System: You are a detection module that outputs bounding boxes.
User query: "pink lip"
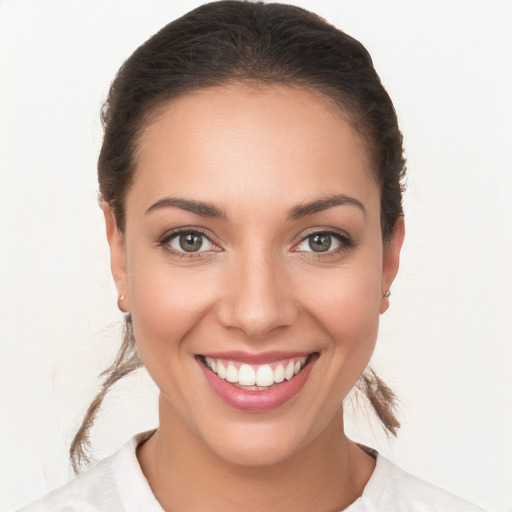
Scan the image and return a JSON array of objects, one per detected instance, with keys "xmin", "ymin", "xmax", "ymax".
[{"xmin": 198, "ymin": 353, "xmax": 318, "ymax": 412}]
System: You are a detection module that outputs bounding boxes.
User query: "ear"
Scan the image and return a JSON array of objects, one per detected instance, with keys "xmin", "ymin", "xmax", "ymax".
[
  {"xmin": 380, "ymin": 216, "xmax": 405, "ymax": 314},
  {"xmin": 103, "ymin": 206, "xmax": 130, "ymax": 312}
]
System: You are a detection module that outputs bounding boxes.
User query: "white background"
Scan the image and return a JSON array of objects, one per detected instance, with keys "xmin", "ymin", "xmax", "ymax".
[{"xmin": 0, "ymin": 1, "xmax": 511, "ymax": 510}]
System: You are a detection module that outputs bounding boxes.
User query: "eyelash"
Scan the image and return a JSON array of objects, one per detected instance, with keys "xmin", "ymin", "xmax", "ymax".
[
  {"xmin": 293, "ymin": 229, "xmax": 355, "ymax": 257},
  {"xmin": 156, "ymin": 228, "xmax": 355, "ymax": 259},
  {"xmin": 156, "ymin": 228, "xmax": 220, "ymax": 258}
]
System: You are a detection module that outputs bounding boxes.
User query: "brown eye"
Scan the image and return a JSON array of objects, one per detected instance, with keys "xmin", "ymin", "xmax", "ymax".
[
  {"xmin": 180, "ymin": 233, "xmax": 203, "ymax": 252},
  {"xmin": 169, "ymin": 231, "xmax": 214, "ymax": 253},
  {"xmin": 308, "ymin": 233, "xmax": 331, "ymax": 252},
  {"xmin": 295, "ymin": 231, "xmax": 349, "ymax": 254}
]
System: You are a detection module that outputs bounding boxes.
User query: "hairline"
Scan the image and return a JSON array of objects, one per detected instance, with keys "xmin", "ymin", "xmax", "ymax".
[{"xmin": 131, "ymin": 80, "xmax": 381, "ymax": 183}]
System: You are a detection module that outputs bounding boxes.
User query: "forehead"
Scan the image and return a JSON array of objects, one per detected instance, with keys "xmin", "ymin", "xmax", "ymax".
[{"xmin": 129, "ymin": 84, "xmax": 378, "ymax": 215}]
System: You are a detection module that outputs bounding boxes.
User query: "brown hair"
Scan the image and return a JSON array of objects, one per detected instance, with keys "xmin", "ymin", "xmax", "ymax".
[{"xmin": 71, "ymin": 0, "xmax": 405, "ymax": 472}]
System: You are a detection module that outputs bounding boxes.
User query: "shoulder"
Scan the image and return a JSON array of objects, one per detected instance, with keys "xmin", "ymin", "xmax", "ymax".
[
  {"xmin": 17, "ymin": 431, "xmax": 162, "ymax": 512},
  {"xmin": 17, "ymin": 454, "xmax": 120, "ymax": 512},
  {"xmin": 351, "ymin": 454, "xmax": 487, "ymax": 512}
]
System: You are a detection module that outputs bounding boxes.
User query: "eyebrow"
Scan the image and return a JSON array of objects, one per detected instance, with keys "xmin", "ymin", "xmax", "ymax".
[
  {"xmin": 145, "ymin": 193, "xmax": 365, "ymax": 220},
  {"xmin": 145, "ymin": 197, "xmax": 227, "ymax": 218},
  {"xmin": 287, "ymin": 194, "xmax": 366, "ymax": 220}
]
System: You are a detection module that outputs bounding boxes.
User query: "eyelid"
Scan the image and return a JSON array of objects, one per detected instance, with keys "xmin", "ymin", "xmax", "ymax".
[
  {"xmin": 291, "ymin": 228, "xmax": 354, "ymax": 254},
  {"xmin": 155, "ymin": 226, "xmax": 353, "ymax": 257},
  {"xmin": 156, "ymin": 226, "xmax": 222, "ymax": 255}
]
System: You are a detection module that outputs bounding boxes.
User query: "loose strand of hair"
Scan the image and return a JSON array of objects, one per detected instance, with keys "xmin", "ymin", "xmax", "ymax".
[
  {"xmin": 358, "ymin": 367, "xmax": 400, "ymax": 436},
  {"xmin": 69, "ymin": 316, "xmax": 142, "ymax": 473}
]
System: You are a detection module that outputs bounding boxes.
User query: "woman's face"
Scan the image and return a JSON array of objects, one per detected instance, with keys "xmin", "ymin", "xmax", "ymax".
[{"xmin": 106, "ymin": 84, "xmax": 403, "ymax": 466}]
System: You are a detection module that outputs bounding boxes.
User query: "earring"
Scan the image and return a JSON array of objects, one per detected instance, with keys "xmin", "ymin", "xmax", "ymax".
[
  {"xmin": 383, "ymin": 290, "xmax": 391, "ymax": 298},
  {"xmin": 118, "ymin": 294, "xmax": 127, "ymax": 312}
]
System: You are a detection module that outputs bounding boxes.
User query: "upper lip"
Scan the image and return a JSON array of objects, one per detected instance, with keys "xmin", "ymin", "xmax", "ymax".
[{"xmin": 198, "ymin": 350, "xmax": 313, "ymax": 364}]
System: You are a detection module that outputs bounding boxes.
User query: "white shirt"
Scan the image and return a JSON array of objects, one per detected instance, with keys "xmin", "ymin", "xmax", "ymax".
[{"xmin": 19, "ymin": 431, "xmax": 486, "ymax": 512}]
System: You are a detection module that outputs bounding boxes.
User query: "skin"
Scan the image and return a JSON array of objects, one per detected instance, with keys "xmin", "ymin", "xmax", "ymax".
[{"xmin": 105, "ymin": 84, "xmax": 404, "ymax": 511}]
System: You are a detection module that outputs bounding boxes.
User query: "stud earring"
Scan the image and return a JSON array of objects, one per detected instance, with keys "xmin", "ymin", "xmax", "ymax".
[
  {"xmin": 383, "ymin": 290, "xmax": 391, "ymax": 298},
  {"xmin": 118, "ymin": 294, "xmax": 127, "ymax": 312}
]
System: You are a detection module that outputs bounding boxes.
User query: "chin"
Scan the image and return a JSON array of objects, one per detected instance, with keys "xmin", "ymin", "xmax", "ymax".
[
  {"xmin": 194, "ymin": 409, "xmax": 332, "ymax": 469},
  {"xmin": 206, "ymin": 429, "xmax": 305, "ymax": 468}
]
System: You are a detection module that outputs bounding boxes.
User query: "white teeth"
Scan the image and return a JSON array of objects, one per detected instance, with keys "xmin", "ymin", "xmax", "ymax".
[
  {"xmin": 256, "ymin": 365, "xmax": 274, "ymax": 387},
  {"xmin": 204, "ymin": 356, "xmax": 308, "ymax": 388},
  {"xmin": 225, "ymin": 364, "xmax": 238, "ymax": 383},
  {"xmin": 285, "ymin": 361, "xmax": 295, "ymax": 380},
  {"xmin": 274, "ymin": 364, "xmax": 285, "ymax": 383},
  {"xmin": 238, "ymin": 364, "xmax": 256, "ymax": 385},
  {"xmin": 217, "ymin": 361, "xmax": 227, "ymax": 379}
]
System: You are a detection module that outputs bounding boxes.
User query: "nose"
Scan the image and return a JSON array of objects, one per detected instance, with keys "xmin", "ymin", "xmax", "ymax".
[{"xmin": 216, "ymin": 249, "xmax": 299, "ymax": 339}]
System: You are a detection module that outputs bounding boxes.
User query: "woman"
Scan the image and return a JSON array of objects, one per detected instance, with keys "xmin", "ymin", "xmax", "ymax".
[{"xmin": 14, "ymin": 1, "xmax": 490, "ymax": 510}]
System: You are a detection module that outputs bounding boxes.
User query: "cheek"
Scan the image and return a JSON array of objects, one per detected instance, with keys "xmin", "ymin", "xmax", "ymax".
[
  {"xmin": 126, "ymin": 261, "xmax": 222, "ymax": 420},
  {"xmin": 317, "ymin": 281, "xmax": 380, "ymax": 362},
  {"xmin": 305, "ymin": 250, "xmax": 382, "ymax": 332},
  {"xmin": 299, "ymin": 253, "xmax": 383, "ymax": 382},
  {"xmin": 126, "ymin": 250, "xmax": 219, "ymax": 361}
]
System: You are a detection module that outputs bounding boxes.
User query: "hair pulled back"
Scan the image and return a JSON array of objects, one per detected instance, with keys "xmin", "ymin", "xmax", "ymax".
[{"xmin": 71, "ymin": 0, "xmax": 406, "ymax": 471}]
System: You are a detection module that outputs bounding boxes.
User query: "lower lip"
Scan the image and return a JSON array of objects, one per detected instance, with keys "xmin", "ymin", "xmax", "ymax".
[{"xmin": 198, "ymin": 356, "xmax": 316, "ymax": 412}]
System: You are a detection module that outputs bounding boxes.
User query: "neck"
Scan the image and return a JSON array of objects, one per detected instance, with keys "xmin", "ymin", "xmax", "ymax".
[{"xmin": 137, "ymin": 395, "xmax": 375, "ymax": 512}]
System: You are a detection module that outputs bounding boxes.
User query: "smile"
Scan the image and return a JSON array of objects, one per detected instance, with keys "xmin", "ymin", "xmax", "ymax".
[
  {"xmin": 203, "ymin": 356, "xmax": 308, "ymax": 389},
  {"xmin": 198, "ymin": 352, "xmax": 318, "ymax": 412}
]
